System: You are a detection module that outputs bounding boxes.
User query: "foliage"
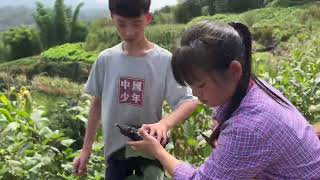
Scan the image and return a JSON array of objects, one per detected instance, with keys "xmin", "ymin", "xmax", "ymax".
[
  {"xmin": 0, "ymin": 55, "xmax": 92, "ymax": 83},
  {"xmin": 0, "ymin": 87, "xmax": 69, "ymax": 179},
  {"xmin": 2, "ymin": 26, "xmax": 42, "ymax": 60},
  {"xmin": 84, "ymin": 25, "xmax": 120, "ymax": 52},
  {"xmin": 33, "ymin": 0, "xmax": 88, "ymax": 49},
  {"xmin": 267, "ymin": 0, "xmax": 317, "ymax": 7},
  {"xmin": 253, "ymin": 31, "xmax": 320, "ymax": 123},
  {"xmin": 189, "ymin": 4, "xmax": 318, "ymax": 47},
  {"xmin": 0, "ymin": 33, "xmax": 11, "ymax": 61},
  {"xmin": 0, "ymin": 87, "xmax": 105, "ymax": 179},
  {"xmin": 31, "ymin": 75, "xmax": 83, "ymax": 97},
  {"xmin": 85, "ymin": 23, "xmax": 185, "ymax": 52},
  {"xmin": 167, "ymin": 104, "xmax": 213, "ymax": 165},
  {"xmin": 152, "ymin": 6, "xmax": 176, "ymax": 25},
  {"xmin": 0, "ymin": 56, "xmax": 41, "ymax": 78},
  {"xmin": 146, "ymin": 25, "xmax": 185, "ymax": 51},
  {"xmin": 174, "ymin": 0, "xmax": 202, "ymax": 23},
  {"xmin": 215, "ymin": 0, "xmax": 264, "ymax": 13},
  {"xmin": 41, "ymin": 43, "xmax": 97, "ymax": 63},
  {"xmin": 54, "ymin": 0, "xmax": 70, "ymax": 44}
]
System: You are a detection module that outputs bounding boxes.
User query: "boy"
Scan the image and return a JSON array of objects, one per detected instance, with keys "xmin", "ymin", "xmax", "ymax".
[{"xmin": 73, "ymin": 0, "xmax": 197, "ymax": 179}]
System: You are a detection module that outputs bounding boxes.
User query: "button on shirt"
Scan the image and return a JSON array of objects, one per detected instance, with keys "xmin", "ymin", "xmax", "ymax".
[{"xmin": 174, "ymin": 83, "xmax": 320, "ymax": 179}]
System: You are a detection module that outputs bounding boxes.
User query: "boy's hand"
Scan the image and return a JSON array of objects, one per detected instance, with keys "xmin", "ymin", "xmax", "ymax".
[
  {"xmin": 140, "ymin": 122, "xmax": 169, "ymax": 145},
  {"xmin": 72, "ymin": 150, "xmax": 91, "ymax": 176}
]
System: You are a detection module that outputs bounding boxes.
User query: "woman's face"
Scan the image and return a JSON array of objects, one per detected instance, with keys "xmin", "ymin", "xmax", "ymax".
[{"xmin": 189, "ymin": 62, "xmax": 241, "ymax": 107}]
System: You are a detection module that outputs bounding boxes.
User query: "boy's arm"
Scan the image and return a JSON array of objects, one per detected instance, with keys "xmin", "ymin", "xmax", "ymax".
[
  {"xmin": 161, "ymin": 100, "xmax": 198, "ymax": 129},
  {"xmin": 82, "ymin": 96, "xmax": 102, "ymax": 153},
  {"xmin": 73, "ymin": 96, "xmax": 101, "ymax": 176},
  {"xmin": 141, "ymin": 100, "xmax": 198, "ymax": 145}
]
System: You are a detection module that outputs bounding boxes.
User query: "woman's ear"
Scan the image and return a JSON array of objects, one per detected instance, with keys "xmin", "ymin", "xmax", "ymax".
[{"xmin": 229, "ymin": 60, "xmax": 242, "ymax": 82}]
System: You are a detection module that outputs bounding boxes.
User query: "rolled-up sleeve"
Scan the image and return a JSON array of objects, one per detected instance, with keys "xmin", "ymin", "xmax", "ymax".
[{"xmin": 174, "ymin": 123, "xmax": 274, "ymax": 180}]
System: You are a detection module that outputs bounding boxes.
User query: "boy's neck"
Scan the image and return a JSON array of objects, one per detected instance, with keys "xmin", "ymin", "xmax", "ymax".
[{"xmin": 122, "ymin": 37, "xmax": 154, "ymax": 57}]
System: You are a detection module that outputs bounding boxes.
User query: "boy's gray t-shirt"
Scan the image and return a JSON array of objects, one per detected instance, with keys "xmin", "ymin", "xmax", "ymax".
[{"xmin": 84, "ymin": 43, "xmax": 194, "ymax": 158}]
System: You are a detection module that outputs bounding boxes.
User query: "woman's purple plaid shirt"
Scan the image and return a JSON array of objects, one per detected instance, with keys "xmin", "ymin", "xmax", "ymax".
[{"xmin": 174, "ymin": 82, "xmax": 320, "ymax": 179}]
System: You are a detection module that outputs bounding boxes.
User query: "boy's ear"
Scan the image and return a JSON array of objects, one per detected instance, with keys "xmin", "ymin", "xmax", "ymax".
[
  {"xmin": 229, "ymin": 60, "xmax": 242, "ymax": 82},
  {"xmin": 145, "ymin": 13, "xmax": 153, "ymax": 24},
  {"xmin": 110, "ymin": 14, "xmax": 114, "ymax": 22}
]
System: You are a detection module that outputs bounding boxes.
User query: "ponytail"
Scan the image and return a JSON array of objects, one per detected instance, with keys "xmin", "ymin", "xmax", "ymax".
[{"xmin": 206, "ymin": 22, "xmax": 290, "ymax": 147}]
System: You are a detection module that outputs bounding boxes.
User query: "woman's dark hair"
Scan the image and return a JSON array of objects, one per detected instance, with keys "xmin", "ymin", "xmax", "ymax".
[
  {"xmin": 109, "ymin": 0, "xmax": 151, "ymax": 17},
  {"xmin": 171, "ymin": 21, "xmax": 290, "ymax": 147}
]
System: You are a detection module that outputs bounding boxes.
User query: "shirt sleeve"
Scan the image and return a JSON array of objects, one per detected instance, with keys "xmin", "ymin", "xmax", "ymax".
[
  {"xmin": 84, "ymin": 53, "xmax": 107, "ymax": 97},
  {"xmin": 164, "ymin": 59, "xmax": 196, "ymax": 110},
  {"xmin": 174, "ymin": 123, "xmax": 275, "ymax": 180}
]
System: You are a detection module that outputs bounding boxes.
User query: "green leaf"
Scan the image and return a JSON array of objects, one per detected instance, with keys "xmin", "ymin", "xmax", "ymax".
[
  {"xmin": 0, "ymin": 94, "xmax": 11, "ymax": 108},
  {"xmin": 6, "ymin": 122, "xmax": 20, "ymax": 131},
  {"xmin": 187, "ymin": 138, "xmax": 198, "ymax": 147},
  {"xmin": 61, "ymin": 139, "xmax": 75, "ymax": 147},
  {"xmin": 0, "ymin": 108, "xmax": 13, "ymax": 122},
  {"xmin": 39, "ymin": 126, "xmax": 53, "ymax": 137}
]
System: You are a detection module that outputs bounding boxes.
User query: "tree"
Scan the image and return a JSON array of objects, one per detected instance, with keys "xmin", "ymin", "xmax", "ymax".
[
  {"xmin": 54, "ymin": 0, "xmax": 70, "ymax": 44},
  {"xmin": 215, "ymin": 0, "xmax": 264, "ymax": 13},
  {"xmin": 33, "ymin": 0, "xmax": 87, "ymax": 48},
  {"xmin": 33, "ymin": 1, "xmax": 56, "ymax": 49},
  {"xmin": 2, "ymin": 27, "xmax": 41, "ymax": 60},
  {"xmin": 174, "ymin": 0, "xmax": 202, "ymax": 23},
  {"xmin": 70, "ymin": 2, "xmax": 88, "ymax": 42}
]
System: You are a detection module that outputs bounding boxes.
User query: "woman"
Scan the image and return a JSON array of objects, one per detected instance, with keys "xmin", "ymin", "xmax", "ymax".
[{"xmin": 128, "ymin": 21, "xmax": 320, "ymax": 179}]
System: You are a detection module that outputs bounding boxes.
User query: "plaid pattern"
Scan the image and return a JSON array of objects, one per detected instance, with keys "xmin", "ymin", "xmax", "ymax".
[{"xmin": 174, "ymin": 83, "xmax": 320, "ymax": 179}]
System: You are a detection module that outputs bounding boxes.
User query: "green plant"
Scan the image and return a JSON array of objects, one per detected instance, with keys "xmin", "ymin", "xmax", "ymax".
[
  {"xmin": 31, "ymin": 75, "xmax": 83, "ymax": 97},
  {"xmin": 165, "ymin": 103, "xmax": 213, "ymax": 166},
  {"xmin": 33, "ymin": 0, "xmax": 88, "ymax": 49},
  {"xmin": 0, "ymin": 87, "xmax": 105, "ymax": 179},
  {"xmin": 41, "ymin": 43, "xmax": 98, "ymax": 63},
  {"xmin": 2, "ymin": 26, "xmax": 42, "ymax": 60},
  {"xmin": 253, "ymin": 31, "xmax": 320, "ymax": 123}
]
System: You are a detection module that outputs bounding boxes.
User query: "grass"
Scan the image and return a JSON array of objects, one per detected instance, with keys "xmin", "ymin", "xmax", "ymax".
[
  {"xmin": 31, "ymin": 91, "xmax": 66, "ymax": 114},
  {"xmin": 31, "ymin": 75, "xmax": 84, "ymax": 97},
  {"xmin": 0, "ymin": 56, "xmax": 41, "ymax": 73}
]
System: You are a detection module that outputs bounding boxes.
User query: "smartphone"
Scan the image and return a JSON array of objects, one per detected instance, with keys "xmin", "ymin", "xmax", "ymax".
[{"xmin": 115, "ymin": 123, "xmax": 143, "ymax": 141}]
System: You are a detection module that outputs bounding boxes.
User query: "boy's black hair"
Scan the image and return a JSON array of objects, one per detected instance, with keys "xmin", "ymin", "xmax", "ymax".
[{"xmin": 109, "ymin": 0, "xmax": 151, "ymax": 17}]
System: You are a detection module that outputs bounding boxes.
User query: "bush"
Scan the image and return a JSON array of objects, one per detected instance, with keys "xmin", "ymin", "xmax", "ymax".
[
  {"xmin": 41, "ymin": 43, "xmax": 98, "ymax": 63},
  {"xmin": 0, "ymin": 87, "xmax": 105, "ymax": 179},
  {"xmin": 85, "ymin": 26, "xmax": 121, "ymax": 52},
  {"xmin": 215, "ymin": 0, "xmax": 264, "ymax": 13},
  {"xmin": 189, "ymin": 5, "xmax": 313, "ymax": 47},
  {"xmin": 85, "ymin": 24, "xmax": 185, "ymax": 52},
  {"xmin": 253, "ymin": 31, "xmax": 320, "ymax": 123},
  {"xmin": 0, "ymin": 39, "xmax": 11, "ymax": 62},
  {"xmin": 167, "ymin": 104, "xmax": 213, "ymax": 165},
  {"xmin": 2, "ymin": 27, "xmax": 42, "ymax": 60},
  {"xmin": 146, "ymin": 25, "xmax": 185, "ymax": 51},
  {"xmin": 268, "ymin": 0, "xmax": 317, "ymax": 7}
]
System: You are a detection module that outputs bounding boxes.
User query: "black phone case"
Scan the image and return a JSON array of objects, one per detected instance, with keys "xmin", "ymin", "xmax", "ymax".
[{"xmin": 115, "ymin": 123, "xmax": 143, "ymax": 141}]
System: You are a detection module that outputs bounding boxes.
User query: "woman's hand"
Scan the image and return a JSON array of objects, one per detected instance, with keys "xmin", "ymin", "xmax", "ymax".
[
  {"xmin": 127, "ymin": 129, "xmax": 165, "ymax": 158},
  {"xmin": 140, "ymin": 122, "xmax": 169, "ymax": 145}
]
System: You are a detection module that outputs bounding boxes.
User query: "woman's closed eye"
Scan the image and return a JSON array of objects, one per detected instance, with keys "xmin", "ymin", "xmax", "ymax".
[{"xmin": 197, "ymin": 82, "xmax": 206, "ymax": 89}]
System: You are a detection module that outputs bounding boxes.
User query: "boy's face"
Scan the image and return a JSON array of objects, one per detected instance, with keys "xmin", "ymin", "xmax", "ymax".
[{"xmin": 111, "ymin": 14, "xmax": 152, "ymax": 43}]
